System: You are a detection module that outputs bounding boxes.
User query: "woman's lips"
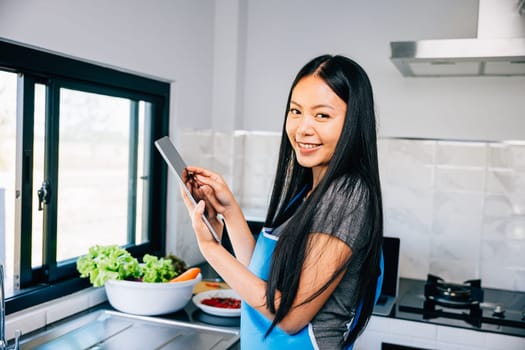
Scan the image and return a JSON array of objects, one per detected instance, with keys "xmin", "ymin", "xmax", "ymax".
[{"xmin": 297, "ymin": 142, "xmax": 321, "ymax": 154}]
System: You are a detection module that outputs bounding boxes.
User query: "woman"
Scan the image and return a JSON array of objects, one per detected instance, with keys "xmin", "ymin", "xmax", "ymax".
[{"xmin": 181, "ymin": 54, "xmax": 383, "ymax": 349}]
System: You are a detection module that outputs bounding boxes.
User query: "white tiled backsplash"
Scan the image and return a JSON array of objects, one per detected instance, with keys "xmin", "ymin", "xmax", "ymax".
[
  {"xmin": 380, "ymin": 139, "xmax": 525, "ymax": 291},
  {"xmin": 5, "ymin": 287, "xmax": 107, "ymax": 342},
  {"xmin": 175, "ymin": 130, "xmax": 525, "ymax": 292}
]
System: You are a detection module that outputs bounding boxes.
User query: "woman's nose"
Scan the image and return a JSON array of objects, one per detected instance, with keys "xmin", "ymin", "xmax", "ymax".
[{"xmin": 296, "ymin": 115, "xmax": 314, "ymax": 135}]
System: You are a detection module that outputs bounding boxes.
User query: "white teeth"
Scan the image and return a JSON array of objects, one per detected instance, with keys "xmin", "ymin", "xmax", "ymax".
[{"xmin": 298, "ymin": 142, "xmax": 320, "ymax": 149}]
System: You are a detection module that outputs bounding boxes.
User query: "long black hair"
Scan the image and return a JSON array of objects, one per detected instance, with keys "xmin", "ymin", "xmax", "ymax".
[{"xmin": 263, "ymin": 55, "xmax": 383, "ymax": 346}]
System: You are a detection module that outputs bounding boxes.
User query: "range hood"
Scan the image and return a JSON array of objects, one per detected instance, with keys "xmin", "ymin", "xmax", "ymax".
[{"xmin": 390, "ymin": 0, "xmax": 525, "ymax": 77}]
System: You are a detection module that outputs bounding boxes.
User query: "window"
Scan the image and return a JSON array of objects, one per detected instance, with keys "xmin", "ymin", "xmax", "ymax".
[
  {"xmin": 0, "ymin": 70, "xmax": 17, "ymax": 288},
  {"xmin": 0, "ymin": 39, "xmax": 170, "ymax": 313}
]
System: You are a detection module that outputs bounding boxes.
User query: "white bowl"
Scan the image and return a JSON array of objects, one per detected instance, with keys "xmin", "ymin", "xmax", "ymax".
[{"xmin": 104, "ymin": 273, "xmax": 202, "ymax": 316}]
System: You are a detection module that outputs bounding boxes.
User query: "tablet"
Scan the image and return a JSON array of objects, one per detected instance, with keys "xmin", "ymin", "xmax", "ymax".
[{"xmin": 154, "ymin": 136, "xmax": 221, "ymax": 242}]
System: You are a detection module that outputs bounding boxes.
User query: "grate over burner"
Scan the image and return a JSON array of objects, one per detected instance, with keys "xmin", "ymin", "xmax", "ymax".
[
  {"xmin": 424, "ymin": 274, "xmax": 484, "ymax": 308},
  {"xmin": 398, "ymin": 277, "xmax": 525, "ymax": 336}
]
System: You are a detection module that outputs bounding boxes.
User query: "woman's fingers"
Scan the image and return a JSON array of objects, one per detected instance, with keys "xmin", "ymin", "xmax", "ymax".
[
  {"xmin": 186, "ymin": 167, "xmax": 226, "ymax": 189},
  {"xmin": 193, "ymin": 200, "xmax": 223, "ymax": 242},
  {"xmin": 180, "ymin": 184, "xmax": 222, "ymax": 242},
  {"xmin": 185, "ymin": 166, "xmax": 217, "ymax": 179},
  {"xmin": 182, "ymin": 166, "xmax": 238, "ymax": 220},
  {"xmin": 187, "ymin": 182, "xmax": 219, "ymax": 215},
  {"xmin": 179, "ymin": 184, "xmax": 195, "ymax": 211},
  {"xmin": 181, "ymin": 183, "xmax": 213, "ymax": 241},
  {"xmin": 191, "ymin": 201, "xmax": 209, "ymax": 238},
  {"xmin": 194, "ymin": 173, "xmax": 225, "ymax": 191},
  {"xmin": 184, "ymin": 167, "xmax": 233, "ymax": 209},
  {"xmin": 199, "ymin": 184, "xmax": 226, "ymax": 213},
  {"xmin": 193, "ymin": 173, "xmax": 234, "ymax": 205}
]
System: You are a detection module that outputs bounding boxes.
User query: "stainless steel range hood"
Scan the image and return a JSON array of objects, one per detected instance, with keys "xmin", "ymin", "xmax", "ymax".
[{"xmin": 390, "ymin": 0, "xmax": 525, "ymax": 77}]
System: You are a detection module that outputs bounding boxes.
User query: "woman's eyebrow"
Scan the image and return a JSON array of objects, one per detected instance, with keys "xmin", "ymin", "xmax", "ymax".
[
  {"xmin": 312, "ymin": 104, "xmax": 335, "ymax": 110},
  {"xmin": 290, "ymin": 100, "xmax": 335, "ymax": 110},
  {"xmin": 290, "ymin": 100, "xmax": 302, "ymax": 108}
]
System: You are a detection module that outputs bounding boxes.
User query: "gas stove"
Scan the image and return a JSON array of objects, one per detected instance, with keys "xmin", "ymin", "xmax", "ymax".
[{"xmin": 397, "ymin": 275, "xmax": 525, "ymax": 337}]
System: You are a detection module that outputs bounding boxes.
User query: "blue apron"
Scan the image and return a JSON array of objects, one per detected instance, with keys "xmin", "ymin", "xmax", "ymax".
[{"xmin": 240, "ymin": 227, "xmax": 384, "ymax": 349}]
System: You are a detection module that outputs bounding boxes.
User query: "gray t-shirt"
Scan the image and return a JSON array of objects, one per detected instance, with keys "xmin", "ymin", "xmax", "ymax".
[{"xmin": 272, "ymin": 177, "xmax": 370, "ymax": 349}]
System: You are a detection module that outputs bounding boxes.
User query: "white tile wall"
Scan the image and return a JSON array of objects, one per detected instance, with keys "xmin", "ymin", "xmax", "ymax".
[
  {"xmin": 45, "ymin": 292, "xmax": 90, "ymax": 324},
  {"xmin": 5, "ymin": 308, "xmax": 46, "ymax": 342},
  {"xmin": 436, "ymin": 141, "xmax": 487, "ymax": 167},
  {"xmin": 5, "ymin": 287, "xmax": 107, "ymax": 342},
  {"xmin": 177, "ymin": 130, "xmax": 525, "ymax": 292},
  {"xmin": 489, "ymin": 143, "xmax": 525, "ymax": 171},
  {"xmin": 379, "ymin": 138, "xmax": 525, "ymax": 290}
]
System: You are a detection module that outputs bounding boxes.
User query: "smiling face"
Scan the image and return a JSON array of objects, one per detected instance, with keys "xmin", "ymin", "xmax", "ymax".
[{"xmin": 286, "ymin": 74, "xmax": 347, "ymax": 187}]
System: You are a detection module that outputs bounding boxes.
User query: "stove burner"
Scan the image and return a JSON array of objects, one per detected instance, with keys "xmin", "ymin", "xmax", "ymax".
[
  {"xmin": 398, "ymin": 277, "xmax": 525, "ymax": 336},
  {"xmin": 422, "ymin": 274, "xmax": 485, "ymax": 327},
  {"xmin": 424, "ymin": 274, "xmax": 484, "ymax": 308}
]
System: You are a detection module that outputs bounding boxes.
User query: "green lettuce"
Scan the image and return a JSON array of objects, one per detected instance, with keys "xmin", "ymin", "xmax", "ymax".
[
  {"xmin": 140, "ymin": 254, "xmax": 176, "ymax": 283},
  {"xmin": 77, "ymin": 245, "xmax": 180, "ymax": 286},
  {"xmin": 76, "ymin": 245, "xmax": 141, "ymax": 287}
]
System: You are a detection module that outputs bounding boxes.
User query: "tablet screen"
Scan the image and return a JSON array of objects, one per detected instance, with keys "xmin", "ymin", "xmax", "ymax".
[{"xmin": 154, "ymin": 136, "xmax": 221, "ymax": 242}]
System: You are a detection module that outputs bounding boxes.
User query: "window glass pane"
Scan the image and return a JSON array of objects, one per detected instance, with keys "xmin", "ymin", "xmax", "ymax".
[
  {"xmin": 56, "ymin": 88, "xmax": 147, "ymax": 261},
  {"xmin": 0, "ymin": 70, "xmax": 17, "ymax": 290},
  {"xmin": 136, "ymin": 101, "xmax": 148, "ymax": 245},
  {"xmin": 31, "ymin": 83, "xmax": 45, "ymax": 268}
]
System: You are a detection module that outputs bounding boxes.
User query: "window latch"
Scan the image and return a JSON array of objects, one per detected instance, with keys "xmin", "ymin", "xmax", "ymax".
[{"xmin": 37, "ymin": 181, "xmax": 51, "ymax": 211}]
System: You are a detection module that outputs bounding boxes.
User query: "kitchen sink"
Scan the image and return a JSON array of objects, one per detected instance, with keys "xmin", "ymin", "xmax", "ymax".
[{"xmin": 18, "ymin": 309, "xmax": 239, "ymax": 349}]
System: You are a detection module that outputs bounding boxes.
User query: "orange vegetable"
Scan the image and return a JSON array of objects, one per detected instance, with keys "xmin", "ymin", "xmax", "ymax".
[{"xmin": 169, "ymin": 267, "xmax": 201, "ymax": 282}]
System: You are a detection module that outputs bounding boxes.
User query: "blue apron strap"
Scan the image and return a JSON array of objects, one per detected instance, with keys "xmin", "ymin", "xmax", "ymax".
[
  {"xmin": 375, "ymin": 248, "xmax": 384, "ymax": 304},
  {"xmin": 344, "ymin": 249, "xmax": 384, "ymax": 350},
  {"xmin": 283, "ymin": 185, "xmax": 308, "ymax": 212}
]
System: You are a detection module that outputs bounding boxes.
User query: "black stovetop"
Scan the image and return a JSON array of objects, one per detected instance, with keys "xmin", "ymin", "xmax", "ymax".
[{"xmin": 395, "ymin": 278, "xmax": 525, "ymax": 338}]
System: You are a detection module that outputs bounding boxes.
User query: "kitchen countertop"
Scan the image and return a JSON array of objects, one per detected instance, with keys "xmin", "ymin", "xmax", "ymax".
[
  {"xmin": 17, "ymin": 265, "xmax": 524, "ymax": 348},
  {"xmin": 18, "ymin": 305, "xmax": 240, "ymax": 350},
  {"xmin": 98, "ymin": 276, "xmax": 521, "ymax": 338},
  {"xmin": 16, "ymin": 262, "xmax": 240, "ymax": 349}
]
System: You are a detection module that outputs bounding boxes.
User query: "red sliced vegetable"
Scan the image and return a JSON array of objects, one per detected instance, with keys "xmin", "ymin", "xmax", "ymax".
[{"xmin": 201, "ymin": 297, "xmax": 241, "ymax": 309}]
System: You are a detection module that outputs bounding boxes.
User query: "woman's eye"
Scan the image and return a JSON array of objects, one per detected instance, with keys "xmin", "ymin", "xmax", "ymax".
[
  {"xmin": 316, "ymin": 113, "xmax": 330, "ymax": 119},
  {"xmin": 289, "ymin": 108, "xmax": 301, "ymax": 115}
]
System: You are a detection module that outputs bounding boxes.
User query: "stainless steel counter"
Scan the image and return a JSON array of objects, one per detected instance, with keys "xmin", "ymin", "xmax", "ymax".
[
  {"xmin": 15, "ymin": 263, "xmax": 240, "ymax": 349},
  {"xmin": 18, "ymin": 307, "xmax": 239, "ymax": 350}
]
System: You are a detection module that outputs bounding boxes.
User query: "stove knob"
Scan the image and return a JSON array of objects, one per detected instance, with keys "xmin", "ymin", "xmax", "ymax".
[{"xmin": 493, "ymin": 305, "xmax": 505, "ymax": 317}]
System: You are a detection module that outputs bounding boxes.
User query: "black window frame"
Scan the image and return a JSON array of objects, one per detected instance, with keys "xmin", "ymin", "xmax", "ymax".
[{"xmin": 1, "ymin": 39, "xmax": 170, "ymax": 314}]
